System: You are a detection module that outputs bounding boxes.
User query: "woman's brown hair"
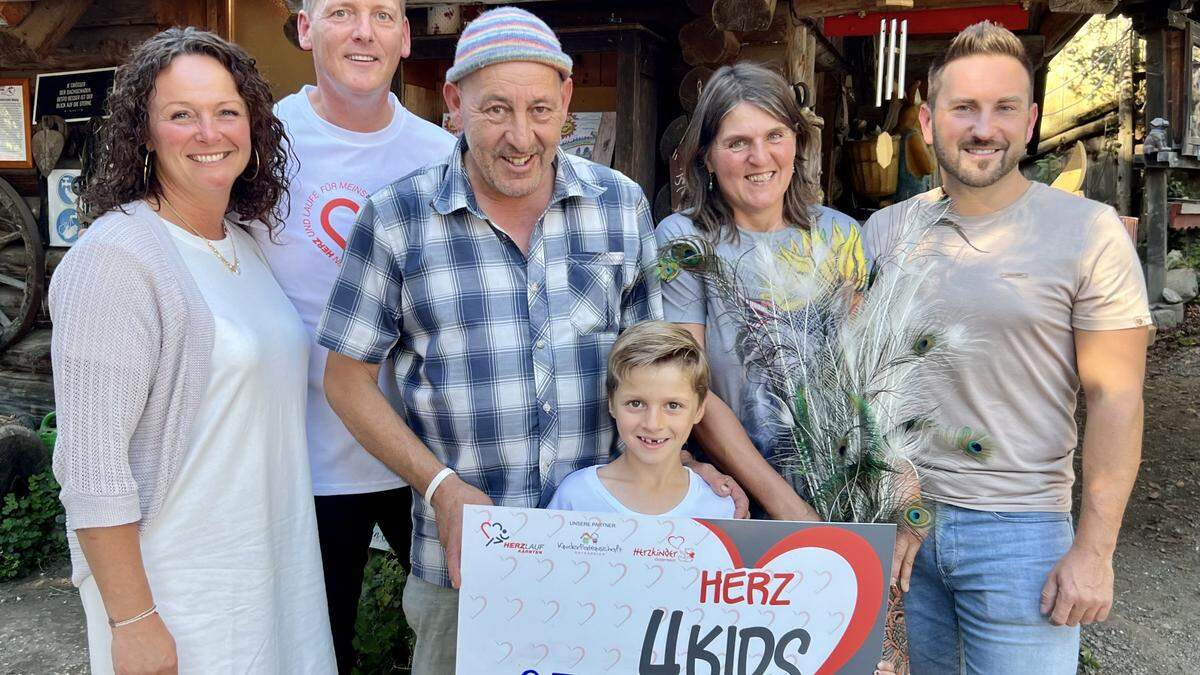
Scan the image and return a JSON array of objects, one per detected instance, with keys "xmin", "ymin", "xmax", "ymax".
[
  {"xmin": 78, "ymin": 27, "xmax": 290, "ymax": 230},
  {"xmin": 675, "ymin": 62, "xmax": 818, "ymax": 241}
]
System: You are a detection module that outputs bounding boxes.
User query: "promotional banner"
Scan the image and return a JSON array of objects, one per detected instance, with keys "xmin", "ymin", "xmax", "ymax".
[{"xmin": 457, "ymin": 505, "xmax": 895, "ymax": 675}]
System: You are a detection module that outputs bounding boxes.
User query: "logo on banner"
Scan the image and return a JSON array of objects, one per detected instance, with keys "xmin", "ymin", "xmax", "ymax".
[
  {"xmin": 480, "ymin": 521, "xmax": 509, "ymax": 547},
  {"xmin": 633, "ymin": 533, "xmax": 696, "ymax": 563},
  {"xmin": 555, "ymin": 517, "xmax": 622, "ymax": 556},
  {"xmin": 482, "ymin": 520, "xmax": 545, "ymax": 554},
  {"xmin": 299, "ymin": 180, "xmax": 370, "ymax": 266}
]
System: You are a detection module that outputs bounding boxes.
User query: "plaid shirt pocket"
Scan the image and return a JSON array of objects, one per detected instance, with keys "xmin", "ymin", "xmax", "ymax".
[{"xmin": 565, "ymin": 251, "xmax": 625, "ymax": 335}]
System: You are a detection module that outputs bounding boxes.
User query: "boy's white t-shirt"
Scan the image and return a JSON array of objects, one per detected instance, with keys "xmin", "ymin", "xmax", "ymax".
[
  {"xmin": 548, "ymin": 465, "xmax": 735, "ymax": 518},
  {"xmin": 256, "ymin": 86, "xmax": 456, "ymax": 496}
]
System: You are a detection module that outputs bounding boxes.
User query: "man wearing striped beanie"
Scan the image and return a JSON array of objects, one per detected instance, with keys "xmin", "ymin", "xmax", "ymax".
[{"xmin": 322, "ymin": 6, "xmax": 751, "ymax": 673}]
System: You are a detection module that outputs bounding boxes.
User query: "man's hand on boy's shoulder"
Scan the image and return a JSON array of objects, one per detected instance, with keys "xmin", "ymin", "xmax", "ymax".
[{"xmin": 681, "ymin": 450, "xmax": 749, "ymax": 518}]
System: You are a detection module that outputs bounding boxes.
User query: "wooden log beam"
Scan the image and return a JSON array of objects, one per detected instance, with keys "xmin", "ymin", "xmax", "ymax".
[
  {"xmin": 790, "ymin": 0, "xmax": 1020, "ymax": 19},
  {"xmin": 0, "ymin": 369, "xmax": 54, "ymax": 418},
  {"xmin": 0, "ymin": 23, "xmax": 154, "ymax": 72},
  {"xmin": 0, "ymin": 328, "xmax": 50, "ymax": 374},
  {"xmin": 153, "ymin": 0, "xmax": 210, "ymax": 30},
  {"xmin": 795, "ymin": 17, "xmax": 852, "ymax": 74},
  {"xmin": 1036, "ymin": 112, "xmax": 1118, "ymax": 154},
  {"xmin": 679, "ymin": 15, "xmax": 739, "ymax": 67},
  {"xmin": 1048, "ymin": 0, "xmax": 1119, "ymax": 12},
  {"xmin": 659, "ymin": 115, "xmax": 690, "ymax": 163},
  {"xmin": 742, "ymin": 6, "xmax": 789, "ymax": 44},
  {"xmin": 679, "ymin": 66, "xmax": 713, "ymax": 113},
  {"xmin": 1040, "ymin": 10, "xmax": 1093, "ymax": 61},
  {"xmin": 0, "ymin": 0, "xmax": 93, "ymax": 62},
  {"xmin": 713, "ymin": 0, "xmax": 776, "ymax": 32},
  {"xmin": 0, "ymin": 3, "xmax": 33, "ymax": 28}
]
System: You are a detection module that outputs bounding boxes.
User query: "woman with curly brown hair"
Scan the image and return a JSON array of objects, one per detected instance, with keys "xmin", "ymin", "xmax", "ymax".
[{"xmin": 50, "ymin": 27, "xmax": 335, "ymax": 673}]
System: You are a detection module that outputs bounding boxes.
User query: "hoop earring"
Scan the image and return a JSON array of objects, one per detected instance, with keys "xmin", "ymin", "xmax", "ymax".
[
  {"xmin": 142, "ymin": 150, "xmax": 152, "ymax": 186},
  {"xmin": 242, "ymin": 149, "xmax": 260, "ymax": 181}
]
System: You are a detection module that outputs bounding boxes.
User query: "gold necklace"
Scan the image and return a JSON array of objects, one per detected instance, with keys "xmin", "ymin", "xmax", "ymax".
[{"xmin": 159, "ymin": 197, "xmax": 240, "ymax": 275}]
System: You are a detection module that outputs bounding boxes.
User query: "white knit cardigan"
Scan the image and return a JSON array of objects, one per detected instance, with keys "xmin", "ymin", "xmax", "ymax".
[{"xmin": 50, "ymin": 199, "xmax": 214, "ymax": 586}]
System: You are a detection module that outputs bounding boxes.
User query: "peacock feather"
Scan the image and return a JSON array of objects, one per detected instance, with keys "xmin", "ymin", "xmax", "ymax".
[{"xmin": 659, "ymin": 198, "xmax": 978, "ymax": 532}]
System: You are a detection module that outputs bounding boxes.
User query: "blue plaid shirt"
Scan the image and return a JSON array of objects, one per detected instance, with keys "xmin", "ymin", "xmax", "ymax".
[{"xmin": 317, "ymin": 140, "xmax": 661, "ymax": 586}]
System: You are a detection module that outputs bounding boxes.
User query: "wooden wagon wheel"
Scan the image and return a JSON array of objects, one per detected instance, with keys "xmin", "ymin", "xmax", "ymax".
[{"xmin": 0, "ymin": 176, "xmax": 45, "ymax": 352}]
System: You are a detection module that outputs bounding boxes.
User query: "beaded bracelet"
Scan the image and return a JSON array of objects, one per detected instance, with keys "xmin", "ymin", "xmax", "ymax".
[{"xmin": 109, "ymin": 604, "xmax": 157, "ymax": 628}]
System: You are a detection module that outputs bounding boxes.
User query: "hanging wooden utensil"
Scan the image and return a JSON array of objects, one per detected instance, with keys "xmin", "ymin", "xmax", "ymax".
[{"xmin": 31, "ymin": 116, "xmax": 67, "ymax": 178}]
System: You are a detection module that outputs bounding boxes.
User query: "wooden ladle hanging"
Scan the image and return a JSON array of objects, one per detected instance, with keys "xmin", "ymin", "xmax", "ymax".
[{"xmin": 31, "ymin": 116, "xmax": 67, "ymax": 178}]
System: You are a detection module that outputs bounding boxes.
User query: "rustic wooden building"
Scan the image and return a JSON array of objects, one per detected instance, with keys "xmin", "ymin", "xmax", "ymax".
[{"xmin": 0, "ymin": 0, "xmax": 1156, "ymax": 418}]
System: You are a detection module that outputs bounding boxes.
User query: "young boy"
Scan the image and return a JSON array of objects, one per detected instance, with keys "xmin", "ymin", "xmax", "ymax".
[{"xmin": 548, "ymin": 321, "xmax": 735, "ymax": 517}]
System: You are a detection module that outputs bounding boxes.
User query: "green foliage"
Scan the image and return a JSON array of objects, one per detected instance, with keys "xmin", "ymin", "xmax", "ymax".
[
  {"xmin": 1178, "ymin": 234, "xmax": 1200, "ymax": 271},
  {"xmin": 1032, "ymin": 154, "xmax": 1065, "ymax": 185},
  {"xmin": 0, "ymin": 471, "xmax": 68, "ymax": 581},
  {"xmin": 1079, "ymin": 646, "xmax": 1103, "ymax": 673},
  {"xmin": 1168, "ymin": 178, "xmax": 1200, "ymax": 202},
  {"xmin": 353, "ymin": 551, "xmax": 414, "ymax": 674}
]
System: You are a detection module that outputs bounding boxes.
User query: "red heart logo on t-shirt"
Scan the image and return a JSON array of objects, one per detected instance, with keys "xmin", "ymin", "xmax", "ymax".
[{"xmin": 320, "ymin": 197, "xmax": 358, "ymax": 250}]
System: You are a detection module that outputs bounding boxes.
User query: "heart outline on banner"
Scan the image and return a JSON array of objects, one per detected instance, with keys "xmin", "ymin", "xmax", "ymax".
[{"xmin": 696, "ymin": 520, "xmax": 885, "ymax": 674}]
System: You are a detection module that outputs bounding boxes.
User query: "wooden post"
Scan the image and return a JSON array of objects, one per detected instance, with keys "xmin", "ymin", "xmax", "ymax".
[
  {"xmin": 712, "ymin": 0, "xmax": 777, "ymax": 32},
  {"xmin": 1026, "ymin": 64, "xmax": 1048, "ymax": 159},
  {"xmin": 1115, "ymin": 30, "xmax": 1135, "ymax": 217},
  {"xmin": 1142, "ymin": 24, "xmax": 1169, "ymax": 304},
  {"xmin": 783, "ymin": 13, "xmax": 825, "ymax": 201},
  {"xmin": 1143, "ymin": 167, "xmax": 1168, "ymax": 305},
  {"xmin": 614, "ymin": 30, "xmax": 658, "ymax": 198}
]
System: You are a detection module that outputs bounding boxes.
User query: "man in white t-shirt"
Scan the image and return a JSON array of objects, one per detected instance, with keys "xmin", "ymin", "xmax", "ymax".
[{"xmin": 253, "ymin": 1, "xmax": 455, "ymax": 671}]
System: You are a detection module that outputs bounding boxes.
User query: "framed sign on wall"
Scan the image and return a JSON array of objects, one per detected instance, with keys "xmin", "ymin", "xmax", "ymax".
[{"xmin": 0, "ymin": 79, "xmax": 33, "ymax": 170}]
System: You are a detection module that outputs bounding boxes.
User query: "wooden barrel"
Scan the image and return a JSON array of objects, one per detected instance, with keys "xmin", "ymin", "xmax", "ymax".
[{"xmin": 848, "ymin": 134, "xmax": 900, "ymax": 199}]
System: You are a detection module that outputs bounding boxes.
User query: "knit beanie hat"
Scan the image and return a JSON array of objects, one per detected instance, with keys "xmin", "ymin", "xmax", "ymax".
[{"xmin": 445, "ymin": 7, "xmax": 573, "ymax": 83}]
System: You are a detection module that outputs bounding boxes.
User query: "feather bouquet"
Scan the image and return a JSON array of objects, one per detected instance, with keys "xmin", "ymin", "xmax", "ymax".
[{"xmin": 659, "ymin": 198, "xmax": 979, "ymax": 534}]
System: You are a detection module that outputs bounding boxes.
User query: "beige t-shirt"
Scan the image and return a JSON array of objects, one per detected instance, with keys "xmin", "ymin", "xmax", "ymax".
[{"xmin": 864, "ymin": 182, "xmax": 1150, "ymax": 512}]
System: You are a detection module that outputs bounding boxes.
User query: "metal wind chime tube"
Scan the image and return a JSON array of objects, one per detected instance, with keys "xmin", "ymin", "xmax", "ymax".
[
  {"xmin": 876, "ymin": 18, "xmax": 887, "ymax": 107},
  {"xmin": 885, "ymin": 18, "xmax": 897, "ymax": 102},
  {"xmin": 877, "ymin": 17, "xmax": 911, "ymax": 107}
]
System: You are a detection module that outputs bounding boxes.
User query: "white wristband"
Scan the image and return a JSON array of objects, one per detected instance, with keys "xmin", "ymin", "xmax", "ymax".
[{"xmin": 425, "ymin": 467, "xmax": 456, "ymax": 507}]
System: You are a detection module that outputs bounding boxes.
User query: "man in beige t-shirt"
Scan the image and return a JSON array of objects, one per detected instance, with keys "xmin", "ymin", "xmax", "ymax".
[{"xmin": 865, "ymin": 22, "xmax": 1149, "ymax": 674}]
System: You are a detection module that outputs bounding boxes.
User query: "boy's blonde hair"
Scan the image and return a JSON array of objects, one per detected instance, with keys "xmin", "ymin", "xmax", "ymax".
[
  {"xmin": 606, "ymin": 321, "xmax": 710, "ymax": 402},
  {"xmin": 927, "ymin": 21, "xmax": 1034, "ymax": 105}
]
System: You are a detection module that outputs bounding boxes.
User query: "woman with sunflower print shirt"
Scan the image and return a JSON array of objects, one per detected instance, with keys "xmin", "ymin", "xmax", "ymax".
[{"xmin": 655, "ymin": 62, "xmax": 866, "ymax": 521}]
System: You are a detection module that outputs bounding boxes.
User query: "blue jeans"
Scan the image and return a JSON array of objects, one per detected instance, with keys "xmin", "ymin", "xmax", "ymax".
[{"xmin": 903, "ymin": 503, "xmax": 1080, "ymax": 674}]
